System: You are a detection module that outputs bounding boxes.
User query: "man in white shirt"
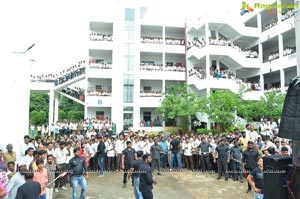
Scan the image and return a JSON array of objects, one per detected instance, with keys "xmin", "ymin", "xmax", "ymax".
[
  {"xmin": 19, "ymin": 135, "xmax": 35, "ymax": 159},
  {"xmin": 115, "ymin": 135, "xmax": 125, "ymax": 171},
  {"xmin": 54, "ymin": 141, "xmax": 68, "ymax": 192},
  {"xmin": 20, "ymin": 147, "xmax": 34, "ymax": 169},
  {"xmin": 191, "ymin": 136, "xmax": 200, "ymax": 170},
  {"xmin": 249, "ymin": 124, "xmax": 259, "ymax": 142},
  {"xmin": 182, "ymin": 138, "xmax": 194, "ymax": 170},
  {"xmin": 107, "ymin": 138, "xmax": 116, "ymax": 171}
]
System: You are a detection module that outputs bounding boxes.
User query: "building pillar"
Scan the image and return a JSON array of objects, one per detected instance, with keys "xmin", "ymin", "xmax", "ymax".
[
  {"xmin": 296, "ymin": 0, "xmax": 300, "ymax": 76},
  {"xmin": 257, "ymin": 12, "xmax": 262, "ymax": 32},
  {"xmin": 48, "ymin": 90, "xmax": 54, "ymax": 128},
  {"xmin": 258, "ymin": 43, "xmax": 263, "ymax": 63},
  {"xmin": 54, "ymin": 92, "xmax": 59, "ymax": 123},
  {"xmin": 280, "ymin": 69, "xmax": 285, "ymax": 93},
  {"xmin": 278, "ymin": 34, "xmax": 284, "ymax": 58},
  {"xmin": 206, "ymin": 54, "xmax": 210, "ymax": 78},
  {"xmin": 216, "ymin": 59, "xmax": 220, "ymax": 71},
  {"xmin": 260, "ymin": 74, "xmax": 265, "ymax": 92},
  {"xmin": 205, "ymin": 22, "xmax": 210, "ymax": 45},
  {"xmin": 206, "ymin": 87, "xmax": 211, "ymax": 130},
  {"xmin": 215, "ymin": 31, "xmax": 219, "ymax": 39},
  {"xmin": 277, "ymin": 0, "xmax": 282, "ymax": 24}
]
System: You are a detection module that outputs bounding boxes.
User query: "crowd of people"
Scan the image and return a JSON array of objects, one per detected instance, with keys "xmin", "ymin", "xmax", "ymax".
[
  {"xmin": 165, "ymin": 63, "xmax": 185, "ymax": 72},
  {"xmin": 139, "ymin": 62, "xmax": 185, "ymax": 72},
  {"xmin": 89, "ymin": 60, "xmax": 112, "ymax": 69},
  {"xmin": 140, "ymin": 91, "xmax": 162, "ymax": 97},
  {"xmin": 140, "ymin": 36, "xmax": 163, "ymax": 44},
  {"xmin": 30, "ymin": 61, "xmax": 86, "ymax": 86},
  {"xmin": 140, "ymin": 118, "xmax": 162, "ymax": 127},
  {"xmin": 140, "ymin": 63, "xmax": 163, "ymax": 71},
  {"xmin": 87, "ymin": 90, "xmax": 111, "ymax": 96},
  {"xmin": 62, "ymin": 87, "xmax": 85, "ymax": 102},
  {"xmin": 165, "ymin": 38, "xmax": 185, "ymax": 45},
  {"xmin": 89, "ymin": 33, "xmax": 113, "ymax": 41},
  {"xmin": 283, "ymin": 46, "xmax": 296, "ymax": 56},
  {"xmin": 262, "ymin": 18, "xmax": 278, "ymax": 32},
  {"xmin": 188, "ymin": 65, "xmax": 206, "ymax": 79},
  {"xmin": 0, "ymin": 117, "xmax": 293, "ymax": 199},
  {"xmin": 266, "ymin": 51, "xmax": 279, "ymax": 62},
  {"xmin": 187, "ymin": 37, "xmax": 206, "ymax": 50},
  {"xmin": 281, "ymin": 9, "xmax": 296, "ymax": 21}
]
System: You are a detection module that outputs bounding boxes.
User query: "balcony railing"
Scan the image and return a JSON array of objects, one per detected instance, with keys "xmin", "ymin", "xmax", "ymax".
[{"xmin": 89, "ymin": 33, "xmax": 113, "ymax": 41}]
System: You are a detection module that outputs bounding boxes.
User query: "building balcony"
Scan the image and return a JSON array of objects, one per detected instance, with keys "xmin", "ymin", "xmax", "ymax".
[
  {"xmin": 261, "ymin": 52, "xmax": 297, "ymax": 73},
  {"xmin": 139, "ymin": 95, "xmax": 162, "ymax": 107}
]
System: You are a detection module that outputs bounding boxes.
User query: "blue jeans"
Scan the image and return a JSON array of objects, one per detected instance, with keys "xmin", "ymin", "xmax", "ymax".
[
  {"xmin": 71, "ymin": 176, "xmax": 87, "ymax": 199},
  {"xmin": 254, "ymin": 192, "xmax": 264, "ymax": 199},
  {"xmin": 39, "ymin": 194, "xmax": 46, "ymax": 199},
  {"xmin": 133, "ymin": 177, "xmax": 143, "ymax": 199},
  {"xmin": 98, "ymin": 157, "xmax": 105, "ymax": 175},
  {"xmin": 170, "ymin": 152, "xmax": 182, "ymax": 170}
]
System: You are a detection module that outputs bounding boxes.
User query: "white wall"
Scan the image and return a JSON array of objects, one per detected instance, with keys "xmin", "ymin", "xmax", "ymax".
[
  {"xmin": 87, "ymin": 78, "xmax": 112, "ymax": 91},
  {"xmin": 140, "ymin": 80, "xmax": 162, "ymax": 91},
  {"xmin": 165, "ymin": 53, "xmax": 185, "ymax": 64},
  {"xmin": 89, "ymin": 49, "xmax": 112, "ymax": 62},
  {"xmin": 140, "ymin": 52, "xmax": 162, "ymax": 63},
  {"xmin": 87, "ymin": 107, "xmax": 111, "ymax": 119}
]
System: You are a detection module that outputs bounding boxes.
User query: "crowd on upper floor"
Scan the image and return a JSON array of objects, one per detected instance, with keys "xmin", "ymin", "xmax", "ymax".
[
  {"xmin": 30, "ymin": 61, "xmax": 86, "ymax": 86},
  {"xmin": 62, "ymin": 87, "xmax": 85, "ymax": 102},
  {"xmin": 165, "ymin": 38, "xmax": 185, "ymax": 45},
  {"xmin": 266, "ymin": 51, "xmax": 279, "ymax": 62},
  {"xmin": 140, "ymin": 117, "xmax": 162, "ymax": 127},
  {"xmin": 140, "ymin": 62, "xmax": 185, "ymax": 72},
  {"xmin": 140, "ymin": 36, "xmax": 163, "ymax": 44},
  {"xmin": 187, "ymin": 37, "xmax": 206, "ymax": 50},
  {"xmin": 283, "ymin": 46, "xmax": 296, "ymax": 56},
  {"xmin": 89, "ymin": 60, "xmax": 112, "ymax": 69},
  {"xmin": 140, "ymin": 91, "xmax": 162, "ymax": 97},
  {"xmin": 89, "ymin": 33, "xmax": 113, "ymax": 41},
  {"xmin": 188, "ymin": 65, "xmax": 206, "ymax": 79},
  {"xmin": 87, "ymin": 89, "xmax": 112, "ymax": 96},
  {"xmin": 262, "ymin": 18, "xmax": 278, "ymax": 32},
  {"xmin": 281, "ymin": 8, "xmax": 296, "ymax": 21}
]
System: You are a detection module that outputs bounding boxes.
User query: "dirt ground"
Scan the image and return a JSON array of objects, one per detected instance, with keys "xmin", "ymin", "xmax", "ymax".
[{"xmin": 53, "ymin": 170, "xmax": 253, "ymax": 199}]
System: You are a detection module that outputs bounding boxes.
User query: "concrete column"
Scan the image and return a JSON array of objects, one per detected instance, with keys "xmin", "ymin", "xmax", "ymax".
[
  {"xmin": 54, "ymin": 92, "xmax": 59, "ymax": 123},
  {"xmin": 162, "ymin": 26, "xmax": 165, "ymax": 44},
  {"xmin": 216, "ymin": 60, "xmax": 220, "ymax": 71},
  {"xmin": 277, "ymin": 0, "xmax": 282, "ymax": 24},
  {"xmin": 48, "ymin": 90, "xmax": 54, "ymax": 129},
  {"xmin": 296, "ymin": 0, "xmax": 300, "ymax": 76},
  {"xmin": 257, "ymin": 12, "xmax": 262, "ymax": 32},
  {"xmin": 206, "ymin": 54, "xmax": 210, "ymax": 78},
  {"xmin": 280, "ymin": 69, "xmax": 285, "ymax": 93},
  {"xmin": 206, "ymin": 87, "xmax": 211, "ymax": 130},
  {"xmin": 258, "ymin": 43, "xmax": 263, "ymax": 63},
  {"xmin": 215, "ymin": 31, "xmax": 219, "ymax": 40},
  {"xmin": 205, "ymin": 22, "xmax": 209, "ymax": 45},
  {"xmin": 260, "ymin": 74, "xmax": 265, "ymax": 92},
  {"xmin": 278, "ymin": 34, "xmax": 284, "ymax": 58}
]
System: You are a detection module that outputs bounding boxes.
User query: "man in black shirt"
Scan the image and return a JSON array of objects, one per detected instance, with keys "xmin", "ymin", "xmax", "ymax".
[
  {"xmin": 150, "ymin": 137, "xmax": 162, "ymax": 175},
  {"xmin": 128, "ymin": 150, "xmax": 144, "ymax": 199},
  {"xmin": 139, "ymin": 154, "xmax": 157, "ymax": 199},
  {"xmin": 247, "ymin": 157, "xmax": 264, "ymax": 198},
  {"xmin": 170, "ymin": 136, "xmax": 182, "ymax": 171},
  {"xmin": 15, "ymin": 170, "xmax": 41, "ymax": 199},
  {"xmin": 242, "ymin": 141, "xmax": 259, "ymax": 193},
  {"xmin": 97, "ymin": 136, "xmax": 106, "ymax": 176},
  {"xmin": 230, "ymin": 140, "xmax": 243, "ymax": 183},
  {"xmin": 198, "ymin": 137, "xmax": 212, "ymax": 172},
  {"xmin": 69, "ymin": 147, "xmax": 89, "ymax": 199},
  {"xmin": 214, "ymin": 139, "xmax": 230, "ymax": 181},
  {"xmin": 122, "ymin": 141, "xmax": 137, "ymax": 188}
]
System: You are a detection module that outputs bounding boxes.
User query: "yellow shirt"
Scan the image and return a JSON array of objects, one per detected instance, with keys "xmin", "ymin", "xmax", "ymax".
[
  {"xmin": 238, "ymin": 137, "xmax": 250, "ymax": 151},
  {"xmin": 4, "ymin": 151, "xmax": 16, "ymax": 163}
]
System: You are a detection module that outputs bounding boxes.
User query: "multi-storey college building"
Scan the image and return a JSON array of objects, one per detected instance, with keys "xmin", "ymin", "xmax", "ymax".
[{"xmin": 29, "ymin": 0, "xmax": 300, "ymax": 132}]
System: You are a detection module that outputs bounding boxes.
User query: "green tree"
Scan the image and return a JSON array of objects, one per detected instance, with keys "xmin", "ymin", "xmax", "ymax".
[
  {"xmin": 201, "ymin": 90, "xmax": 242, "ymax": 130},
  {"xmin": 30, "ymin": 110, "xmax": 47, "ymax": 125},
  {"xmin": 158, "ymin": 84, "xmax": 204, "ymax": 131},
  {"xmin": 30, "ymin": 93, "xmax": 49, "ymax": 113},
  {"xmin": 258, "ymin": 91, "xmax": 285, "ymax": 120}
]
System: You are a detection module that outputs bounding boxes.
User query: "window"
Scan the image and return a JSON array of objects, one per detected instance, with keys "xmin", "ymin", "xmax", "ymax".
[
  {"xmin": 123, "ymin": 106, "xmax": 133, "ymax": 130},
  {"xmin": 125, "ymin": 8, "xmax": 135, "ymax": 41},
  {"xmin": 123, "ymin": 74, "xmax": 134, "ymax": 103},
  {"xmin": 124, "ymin": 44, "xmax": 134, "ymax": 71}
]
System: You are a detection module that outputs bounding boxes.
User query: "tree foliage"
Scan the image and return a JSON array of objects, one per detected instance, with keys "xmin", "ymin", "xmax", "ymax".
[
  {"xmin": 200, "ymin": 90, "xmax": 242, "ymax": 129},
  {"xmin": 158, "ymin": 84, "xmax": 205, "ymax": 130},
  {"xmin": 29, "ymin": 92, "xmax": 84, "ymax": 125}
]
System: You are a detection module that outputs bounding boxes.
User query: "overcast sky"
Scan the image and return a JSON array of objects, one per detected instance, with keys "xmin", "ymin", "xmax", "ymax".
[{"xmin": 0, "ymin": 0, "xmax": 243, "ymax": 74}]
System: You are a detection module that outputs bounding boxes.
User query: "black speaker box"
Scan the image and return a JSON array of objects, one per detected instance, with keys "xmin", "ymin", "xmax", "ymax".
[{"xmin": 263, "ymin": 155, "xmax": 292, "ymax": 199}]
